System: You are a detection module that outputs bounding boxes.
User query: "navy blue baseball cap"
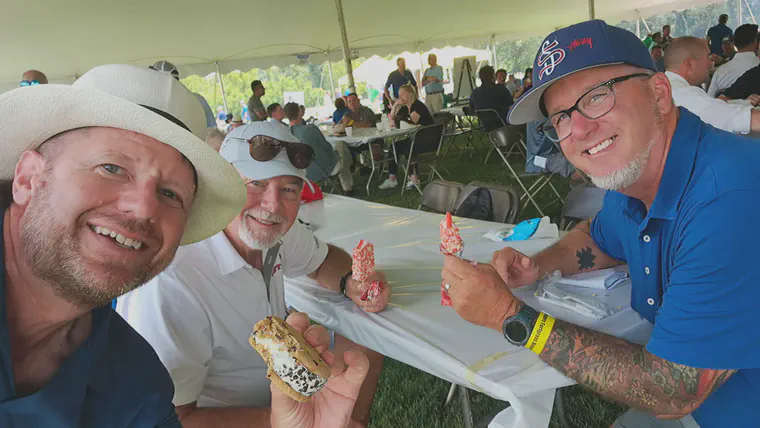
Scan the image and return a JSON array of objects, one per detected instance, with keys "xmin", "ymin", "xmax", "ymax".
[{"xmin": 508, "ymin": 20, "xmax": 656, "ymax": 125}]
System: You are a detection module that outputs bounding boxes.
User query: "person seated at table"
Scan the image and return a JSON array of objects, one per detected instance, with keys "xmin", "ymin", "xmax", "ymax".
[
  {"xmin": 117, "ymin": 121, "xmax": 389, "ymax": 428},
  {"xmin": 378, "ymin": 85, "xmax": 434, "ymax": 191},
  {"xmin": 650, "ymin": 43, "xmax": 665, "ymax": 72},
  {"xmin": 469, "ymin": 65, "xmax": 514, "ymax": 123},
  {"xmin": 267, "ymin": 103, "xmax": 286, "ymax": 125},
  {"xmin": 342, "ymin": 93, "xmax": 377, "ymax": 128},
  {"xmin": 445, "ymin": 20, "xmax": 759, "ymax": 428},
  {"xmin": 525, "ymin": 120, "xmax": 576, "ymax": 178},
  {"xmin": 718, "ymin": 56, "xmax": 760, "ymax": 103},
  {"xmin": 665, "ymin": 36, "xmax": 760, "ymax": 134},
  {"xmin": 506, "ymin": 73, "xmax": 520, "ymax": 95},
  {"xmin": 285, "ymin": 102, "xmax": 355, "ymax": 195},
  {"xmin": 332, "ymin": 97, "xmax": 348, "ymax": 123},
  {"xmin": 512, "ymin": 68, "xmax": 533, "ymax": 100},
  {"xmin": 495, "ymin": 69, "xmax": 508, "ymax": 86}
]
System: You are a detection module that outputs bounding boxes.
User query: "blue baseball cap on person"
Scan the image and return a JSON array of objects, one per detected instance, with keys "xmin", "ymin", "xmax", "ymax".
[{"xmin": 508, "ymin": 20, "xmax": 657, "ymax": 125}]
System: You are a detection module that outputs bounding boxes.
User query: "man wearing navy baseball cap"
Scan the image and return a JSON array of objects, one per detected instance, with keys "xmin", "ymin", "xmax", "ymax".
[{"xmin": 442, "ymin": 20, "xmax": 759, "ymax": 428}]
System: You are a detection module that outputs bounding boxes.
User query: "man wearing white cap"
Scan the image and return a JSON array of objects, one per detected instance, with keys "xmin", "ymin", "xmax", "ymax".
[
  {"xmin": 118, "ymin": 121, "xmax": 389, "ymax": 428},
  {"xmin": 0, "ymin": 64, "xmax": 371, "ymax": 428}
]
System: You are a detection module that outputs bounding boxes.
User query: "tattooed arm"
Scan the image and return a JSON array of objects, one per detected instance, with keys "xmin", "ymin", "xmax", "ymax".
[
  {"xmin": 533, "ymin": 220, "xmax": 623, "ymax": 277},
  {"xmin": 539, "ymin": 318, "xmax": 735, "ymax": 419}
]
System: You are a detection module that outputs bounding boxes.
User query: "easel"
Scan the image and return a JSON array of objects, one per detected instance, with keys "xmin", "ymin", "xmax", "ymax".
[{"xmin": 454, "ymin": 58, "xmax": 476, "ymax": 102}]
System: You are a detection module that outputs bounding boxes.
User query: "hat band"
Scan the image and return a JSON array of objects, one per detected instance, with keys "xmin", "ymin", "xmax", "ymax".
[{"xmin": 140, "ymin": 105, "xmax": 190, "ymax": 132}]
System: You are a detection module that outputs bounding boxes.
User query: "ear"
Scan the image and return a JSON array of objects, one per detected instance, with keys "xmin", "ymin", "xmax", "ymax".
[
  {"xmin": 12, "ymin": 150, "xmax": 47, "ymax": 207},
  {"xmin": 648, "ymin": 73, "xmax": 676, "ymax": 116}
]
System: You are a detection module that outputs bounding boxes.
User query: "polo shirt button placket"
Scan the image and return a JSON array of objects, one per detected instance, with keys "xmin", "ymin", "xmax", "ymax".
[{"xmin": 643, "ymin": 234, "xmax": 651, "ymax": 243}]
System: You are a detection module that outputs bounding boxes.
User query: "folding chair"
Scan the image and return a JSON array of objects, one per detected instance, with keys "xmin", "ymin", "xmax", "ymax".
[
  {"xmin": 460, "ymin": 105, "xmax": 489, "ymax": 158},
  {"xmin": 476, "ymin": 109, "xmax": 526, "ymax": 163},
  {"xmin": 393, "ymin": 124, "xmax": 446, "ymax": 195},
  {"xmin": 560, "ymin": 184, "xmax": 606, "ymax": 230},
  {"xmin": 417, "ymin": 180, "xmax": 464, "ymax": 213},
  {"xmin": 434, "ymin": 111, "xmax": 469, "ymax": 157},
  {"xmin": 312, "ymin": 162, "xmax": 344, "ymax": 195},
  {"xmin": 454, "ymin": 181, "xmax": 520, "ymax": 224}
]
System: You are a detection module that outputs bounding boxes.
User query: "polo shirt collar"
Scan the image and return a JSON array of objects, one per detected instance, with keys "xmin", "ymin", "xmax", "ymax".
[
  {"xmin": 641, "ymin": 107, "xmax": 701, "ymax": 221},
  {"xmin": 208, "ymin": 231, "xmax": 249, "ymax": 276}
]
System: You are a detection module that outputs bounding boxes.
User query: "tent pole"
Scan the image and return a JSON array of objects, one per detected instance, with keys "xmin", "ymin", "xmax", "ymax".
[
  {"xmin": 739, "ymin": 0, "xmax": 743, "ymax": 25},
  {"xmin": 745, "ymin": 0, "xmax": 757, "ymax": 24},
  {"xmin": 640, "ymin": 17, "xmax": 651, "ymax": 34},
  {"xmin": 490, "ymin": 35, "xmax": 498, "ymax": 69},
  {"xmin": 325, "ymin": 51, "xmax": 337, "ymax": 98},
  {"xmin": 588, "ymin": 0, "xmax": 595, "ymax": 19},
  {"xmin": 334, "ymin": 0, "xmax": 356, "ymax": 93},
  {"xmin": 214, "ymin": 61, "xmax": 228, "ymax": 113},
  {"xmin": 636, "ymin": 15, "xmax": 641, "ymax": 38}
]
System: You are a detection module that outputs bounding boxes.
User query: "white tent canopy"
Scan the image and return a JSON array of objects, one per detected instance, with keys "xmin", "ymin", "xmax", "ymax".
[{"xmin": 1, "ymin": 0, "xmax": 721, "ymax": 92}]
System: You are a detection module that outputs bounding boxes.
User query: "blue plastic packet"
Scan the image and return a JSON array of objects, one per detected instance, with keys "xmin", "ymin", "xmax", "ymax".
[{"xmin": 483, "ymin": 218, "xmax": 542, "ymax": 242}]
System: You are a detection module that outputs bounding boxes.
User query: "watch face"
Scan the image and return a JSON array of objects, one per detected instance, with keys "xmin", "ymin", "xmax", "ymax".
[{"xmin": 505, "ymin": 321, "xmax": 529, "ymax": 343}]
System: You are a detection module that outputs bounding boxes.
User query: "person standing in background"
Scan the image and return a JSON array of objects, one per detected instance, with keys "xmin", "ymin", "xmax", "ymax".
[
  {"xmin": 707, "ymin": 14, "xmax": 734, "ymax": 56},
  {"xmin": 247, "ymin": 80, "xmax": 267, "ymax": 122},
  {"xmin": 384, "ymin": 58, "xmax": 417, "ymax": 101},
  {"xmin": 421, "ymin": 54, "xmax": 445, "ymax": 113}
]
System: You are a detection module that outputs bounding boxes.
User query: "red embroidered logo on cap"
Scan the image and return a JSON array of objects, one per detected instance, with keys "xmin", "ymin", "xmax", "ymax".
[
  {"xmin": 538, "ymin": 40, "xmax": 566, "ymax": 80},
  {"xmin": 567, "ymin": 38, "xmax": 593, "ymax": 51}
]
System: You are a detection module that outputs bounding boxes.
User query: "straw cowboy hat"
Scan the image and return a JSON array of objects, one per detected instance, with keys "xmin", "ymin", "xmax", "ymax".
[{"xmin": 0, "ymin": 64, "xmax": 246, "ymax": 245}]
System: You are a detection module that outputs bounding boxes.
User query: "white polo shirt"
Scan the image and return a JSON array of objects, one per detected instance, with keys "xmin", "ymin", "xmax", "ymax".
[
  {"xmin": 116, "ymin": 221, "xmax": 328, "ymax": 408},
  {"xmin": 666, "ymin": 71, "xmax": 752, "ymax": 134},
  {"xmin": 707, "ymin": 52, "xmax": 760, "ymax": 98}
]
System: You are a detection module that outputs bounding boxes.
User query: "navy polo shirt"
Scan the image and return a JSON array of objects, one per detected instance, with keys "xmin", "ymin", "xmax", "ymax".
[
  {"xmin": 0, "ymin": 215, "xmax": 180, "ymax": 427},
  {"xmin": 590, "ymin": 108, "xmax": 759, "ymax": 427},
  {"xmin": 385, "ymin": 69, "xmax": 417, "ymax": 98}
]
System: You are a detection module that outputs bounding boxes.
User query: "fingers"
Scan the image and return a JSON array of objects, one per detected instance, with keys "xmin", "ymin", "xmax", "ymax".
[
  {"xmin": 303, "ymin": 324, "xmax": 331, "ymax": 354},
  {"xmin": 443, "ymin": 255, "xmax": 477, "ymax": 277},
  {"xmin": 285, "ymin": 312, "xmax": 310, "ymax": 333},
  {"xmin": 341, "ymin": 350, "xmax": 370, "ymax": 388},
  {"xmin": 362, "ymin": 285, "xmax": 391, "ymax": 313}
]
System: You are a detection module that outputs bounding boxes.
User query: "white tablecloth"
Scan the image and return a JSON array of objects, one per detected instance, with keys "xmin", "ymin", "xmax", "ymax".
[
  {"xmin": 441, "ymin": 105, "xmax": 468, "ymax": 116},
  {"xmin": 322, "ymin": 126, "xmax": 418, "ymax": 147},
  {"xmin": 286, "ymin": 196, "xmax": 652, "ymax": 428}
]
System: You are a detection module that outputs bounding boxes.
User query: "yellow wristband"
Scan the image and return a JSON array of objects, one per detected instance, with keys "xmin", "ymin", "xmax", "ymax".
[{"xmin": 525, "ymin": 312, "xmax": 556, "ymax": 355}]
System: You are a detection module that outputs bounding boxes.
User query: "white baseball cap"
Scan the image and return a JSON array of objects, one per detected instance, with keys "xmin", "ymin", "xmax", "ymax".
[
  {"xmin": 219, "ymin": 121, "xmax": 314, "ymax": 190},
  {"xmin": 0, "ymin": 64, "xmax": 246, "ymax": 245}
]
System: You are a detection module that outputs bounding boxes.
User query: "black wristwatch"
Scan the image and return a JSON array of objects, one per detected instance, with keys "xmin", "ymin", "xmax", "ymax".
[
  {"xmin": 339, "ymin": 271, "xmax": 352, "ymax": 297},
  {"xmin": 502, "ymin": 304, "xmax": 540, "ymax": 347}
]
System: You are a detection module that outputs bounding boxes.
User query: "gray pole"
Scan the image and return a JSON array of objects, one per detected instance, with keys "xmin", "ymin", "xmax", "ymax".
[
  {"xmin": 214, "ymin": 61, "xmax": 228, "ymax": 113},
  {"xmin": 739, "ymin": 0, "xmax": 743, "ymax": 25},
  {"xmin": 325, "ymin": 52, "xmax": 337, "ymax": 98},
  {"xmin": 745, "ymin": 0, "xmax": 757, "ymax": 24},
  {"xmin": 588, "ymin": 0, "xmax": 595, "ymax": 19},
  {"xmin": 334, "ymin": 0, "xmax": 356, "ymax": 93},
  {"xmin": 636, "ymin": 16, "xmax": 641, "ymax": 38}
]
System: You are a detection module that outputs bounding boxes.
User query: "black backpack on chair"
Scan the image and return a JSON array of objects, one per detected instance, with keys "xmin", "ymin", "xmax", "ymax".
[{"xmin": 454, "ymin": 187, "xmax": 493, "ymax": 221}]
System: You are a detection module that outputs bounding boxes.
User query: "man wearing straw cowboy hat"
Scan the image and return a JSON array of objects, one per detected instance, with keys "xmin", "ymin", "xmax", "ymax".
[{"xmin": 0, "ymin": 64, "xmax": 369, "ymax": 427}]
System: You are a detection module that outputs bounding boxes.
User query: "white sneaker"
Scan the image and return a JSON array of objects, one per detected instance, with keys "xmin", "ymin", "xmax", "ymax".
[
  {"xmin": 378, "ymin": 179, "xmax": 398, "ymax": 189},
  {"xmin": 405, "ymin": 180, "xmax": 419, "ymax": 189}
]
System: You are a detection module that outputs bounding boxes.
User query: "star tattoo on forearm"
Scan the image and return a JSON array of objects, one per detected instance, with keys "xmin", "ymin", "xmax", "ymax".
[
  {"xmin": 576, "ymin": 246, "xmax": 596, "ymax": 270},
  {"xmin": 538, "ymin": 319, "xmax": 735, "ymax": 418}
]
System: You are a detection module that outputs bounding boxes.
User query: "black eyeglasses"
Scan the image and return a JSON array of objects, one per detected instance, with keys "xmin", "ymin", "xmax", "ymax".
[
  {"xmin": 537, "ymin": 73, "xmax": 652, "ymax": 143},
  {"xmin": 228, "ymin": 135, "xmax": 315, "ymax": 169}
]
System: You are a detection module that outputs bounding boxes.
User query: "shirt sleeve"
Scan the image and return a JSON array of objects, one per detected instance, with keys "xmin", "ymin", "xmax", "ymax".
[
  {"xmin": 407, "ymin": 71, "xmax": 417, "ymax": 87},
  {"xmin": 722, "ymin": 74, "xmax": 752, "ymax": 100},
  {"xmin": 647, "ymin": 190, "xmax": 760, "ymax": 369},
  {"xmin": 385, "ymin": 72, "xmax": 393, "ymax": 90},
  {"xmin": 116, "ymin": 268, "xmax": 213, "ymax": 406},
  {"xmin": 675, "ymin": 87, "xmax": 752, "ymax": 134},
  {"xmin": 707, "ymin": 70, "xmax": 721, "ymax": 98},
  {"xmin": 589, "ymin": 192, "xmax": 628, "ymax": 262},
  {"xmin": 281, "ymin": 220, "xmax": 329, "ymax": 278}
]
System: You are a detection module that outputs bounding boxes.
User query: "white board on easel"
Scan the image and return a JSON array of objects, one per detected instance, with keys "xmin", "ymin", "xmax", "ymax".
[{"xmin": 452, "ymin": 56, "xmax": 477, "ymax": 99}]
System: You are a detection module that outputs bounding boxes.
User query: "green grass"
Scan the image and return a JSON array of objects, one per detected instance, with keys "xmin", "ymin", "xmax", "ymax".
[{"xmin": 340, "ymin": 134, "xmax": 628, "ymax": 427}]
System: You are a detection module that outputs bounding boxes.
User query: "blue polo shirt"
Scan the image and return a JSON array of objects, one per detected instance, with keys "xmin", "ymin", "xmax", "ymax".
[
  {"xmin": 385, "ymin": 69, "xmax": 417, "ymax": 98},
  {"xmin": 0, "ymin": 215, "xmax": 180, "ymax": 427},
  {"xmin": 590, "ymin": 108, "xmax": 759, "ymax": 427}
]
